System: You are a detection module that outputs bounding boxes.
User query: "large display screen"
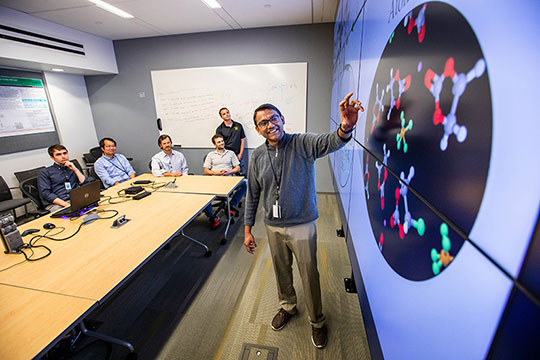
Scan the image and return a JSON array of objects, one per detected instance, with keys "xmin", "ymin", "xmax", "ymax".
[{"xmin": 330, "ymin": 1, "xmax": 540, "ymax": 358}]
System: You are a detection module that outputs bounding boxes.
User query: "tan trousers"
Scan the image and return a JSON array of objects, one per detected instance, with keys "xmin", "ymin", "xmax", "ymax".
[{"xmin": 265, "ymin": 221, "xmax": 326, "ymax": 328}]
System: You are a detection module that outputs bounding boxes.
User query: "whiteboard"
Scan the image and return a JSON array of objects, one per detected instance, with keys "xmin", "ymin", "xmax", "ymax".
[{"xmin": 150, "ymin": 62, "xmax": 307, "ymax": 148}]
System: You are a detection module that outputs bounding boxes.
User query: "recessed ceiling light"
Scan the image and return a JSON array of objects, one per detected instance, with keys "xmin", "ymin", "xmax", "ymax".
[
  {"xmin": 201, "ymin": 0, "xmax": 222, "ymax": 9},
  {"xmin": 88, "ymin": 0, "xmax": 134, "ymax": 19},
  {"xmin": 51, "ymin": 68, "xmax": 64, "ymax": 72},
  {"xmin": 264, "ymin": 4, "xmax": 271, "ymax": 8}
]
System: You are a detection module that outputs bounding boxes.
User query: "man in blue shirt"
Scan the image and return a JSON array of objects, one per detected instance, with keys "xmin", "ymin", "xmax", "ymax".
[
  {"xmin": 38, "ymin": 144, "xmax": 87, "ymax": 212},
  {"xmin": 94, "ymin": 137, "xmax": 136, "ymax": 188}
]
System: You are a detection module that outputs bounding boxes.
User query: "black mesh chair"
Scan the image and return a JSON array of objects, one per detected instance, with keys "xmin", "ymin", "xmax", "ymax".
[
  {"xmin": 89, "ymin": 146, "xmax": 102, "ymax": 160},
  {"xmin": 89, "ymin": 166, "xmax": 105, "ymax": 190},
  {"xmin": 71, "ymin": 159, "xmax": 84, "ymax": 173},
  {"xmin": 0, "ymin": 176, "xmax": 32, "ymax": 219},
  {"xmin": 19, "ymin": 176, "xmax": 49, "ymax": 218},
  {"xmin": 83, "ymin": 153, "xmax": 97, "ymax": 167},
  {"xmin": 14, "ymin": 166, "xmax": 46, "ymax": 184}
]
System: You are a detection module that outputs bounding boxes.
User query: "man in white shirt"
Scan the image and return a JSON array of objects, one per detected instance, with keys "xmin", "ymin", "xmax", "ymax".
[
  {"xmin": 203, "ymin": 134, "xmax": 247, "ymax": 217},
  {"xmin": 151, "ymin": 135, "xmax": 189, "ymax": 177},
  {"xmin": 152, "ymin": 134, "xmax": 220, "ymax": 229}
]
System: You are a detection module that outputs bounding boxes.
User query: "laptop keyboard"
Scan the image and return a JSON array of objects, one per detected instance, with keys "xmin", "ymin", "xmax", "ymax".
[{"xmin": 53, "ymin": 206, "xmax": 72, "ymax": 216}]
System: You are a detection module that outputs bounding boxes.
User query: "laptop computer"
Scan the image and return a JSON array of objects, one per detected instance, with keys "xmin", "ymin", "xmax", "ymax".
[{"xmin": 50, "ymin": 181, "xmax": 101, "ymax": 218}]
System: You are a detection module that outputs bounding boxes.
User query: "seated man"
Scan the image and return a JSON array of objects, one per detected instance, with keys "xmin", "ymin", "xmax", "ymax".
[
  {"xmin": 203, "ymin": 134, "xmax": 247, "ymax": 218},
  {"xmin": 151, "ymin": 134, "xmax": 220, "ymax": 229},
  {"xmin": 151, "ymin": 134, "xmax": 188, "ymax": 177},
  {"xmin": 38, "ymin": 144, "xmax": 87, "ymax": 212},
  {"xmin": 94, "ymin": 137, "xmax": 135, "ymax": 188}
]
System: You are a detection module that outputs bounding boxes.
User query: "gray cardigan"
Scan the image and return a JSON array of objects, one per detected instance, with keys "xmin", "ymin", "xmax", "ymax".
[{"xmin": 245, "ymin": 131, "xmax": 350, "ymax": 227}]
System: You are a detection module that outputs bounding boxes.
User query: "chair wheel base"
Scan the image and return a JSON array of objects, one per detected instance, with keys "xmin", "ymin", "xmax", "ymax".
[{"xmin": 220, "ymin": 238, "xmax": 227, "ymax": 245}]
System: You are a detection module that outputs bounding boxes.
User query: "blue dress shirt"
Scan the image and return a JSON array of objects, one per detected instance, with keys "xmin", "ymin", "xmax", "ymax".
[{"xmin": 94, "ymin": 154, "xmax": 135, "ymax": 188}]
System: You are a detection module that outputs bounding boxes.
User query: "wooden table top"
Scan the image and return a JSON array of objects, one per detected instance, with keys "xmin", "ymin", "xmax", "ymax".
[
  {"xmin": 0, "ymin": 191, "xmax": 214, "ymax": 301},
  {"xmin": 113, "ymin": 173, "xmax": 244, "ymax": 197},
  {"xmin": 0, "ymin": 284, "xmax": 96, "ymax": 360}
]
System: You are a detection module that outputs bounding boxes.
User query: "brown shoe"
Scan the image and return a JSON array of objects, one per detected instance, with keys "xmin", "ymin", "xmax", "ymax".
[
  {"xmin": 271, "ymin": 308, "xmax": 296, "ymax": 331},
  {"xmin": 311, "ymin": 325, "xmax": 327, "ymax": 349}
]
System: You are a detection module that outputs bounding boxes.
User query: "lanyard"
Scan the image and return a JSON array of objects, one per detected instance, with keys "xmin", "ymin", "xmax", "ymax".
[
  {"xmin": 106, "ymin": 156, "xmax": 128, "ymax": 175},
  {"xmin": 266, "ymin": 144, "xmax": 285, "ymax": 201}
]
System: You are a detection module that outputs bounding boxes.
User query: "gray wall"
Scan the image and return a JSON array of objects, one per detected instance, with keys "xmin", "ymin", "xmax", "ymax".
[{"xmin": 85, "ymin": 23, "xmax": 335, "ymax": 191}]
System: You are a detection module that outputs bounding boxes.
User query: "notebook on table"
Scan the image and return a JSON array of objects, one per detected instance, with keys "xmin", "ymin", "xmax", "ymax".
[{"xmin": 50, "ymin": 181, "xmax": 101, "ymax": 218}]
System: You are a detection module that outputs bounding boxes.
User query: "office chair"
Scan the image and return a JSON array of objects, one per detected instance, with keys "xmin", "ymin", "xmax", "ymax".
[
  {"xmin": 14, "ymin": 166, "xmax": 46, "ymax": 184},
  {"xmin": 83, "ymin": 153, "xmax": 97, "ymax": 167},
  {"xmin": 19, "ymin": 177, "xmax": 50, "ymax": 218},
  {"xmin": 0, "ymin": 176, "xmax": 32, "ymax": 220},
  {"xmin": 71, "ymin": 159, "xmax": 84, "ymax": 173},
  {"xmin": 90, "ymin": 146, "xmax": 133, "ymax": 162},
  {"xmin": 88, "ymin": 166, "xmax": 105, "ymax": 190},
  {"xmin": 89, "ymin": 146, "xmax": 102, "ymax": 160}
]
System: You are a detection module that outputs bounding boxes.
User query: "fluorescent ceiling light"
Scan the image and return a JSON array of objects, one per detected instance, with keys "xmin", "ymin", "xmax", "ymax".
[
  {"xmin": 88, "ymin": 0, "xmax": 134, "ymax": 19},
  {"xmin": 201, "ymin": 0, "xmax": 222, "ymax": 9},
  {"xmin": 51, "ymin": 68, "xmax": 64, "ymax": 72}
]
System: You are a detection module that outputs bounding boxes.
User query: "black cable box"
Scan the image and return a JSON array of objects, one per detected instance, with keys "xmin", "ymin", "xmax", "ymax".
[
  {"xmin": 125, "ymin": 186, "xmax": 144, "ymax": 195},
  {"xmin": 133, "ymin": 191, "xmax": 151, "ymax": 200},
  {"xmin": 133, "ymin": 180, "xmax": 152, "ymax": 185}
]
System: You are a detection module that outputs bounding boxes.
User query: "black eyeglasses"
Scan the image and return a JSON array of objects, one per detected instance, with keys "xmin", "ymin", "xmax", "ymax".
[{"xmin": 257, "ymin": 115, "xmax": 281, "ymax": 129}]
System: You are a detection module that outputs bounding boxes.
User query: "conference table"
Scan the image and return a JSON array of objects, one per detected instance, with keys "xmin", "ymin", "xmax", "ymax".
[
  {"xmin": 0, "ymin": 284, "xmax": 96, "ymax": 360},
  {"xmin": 0, "ymin": 173, "xmax": 244, "ymax": 359},
  {"xmin": 116, "ymin": 173, "xmax": 245, "ymax": 243}
]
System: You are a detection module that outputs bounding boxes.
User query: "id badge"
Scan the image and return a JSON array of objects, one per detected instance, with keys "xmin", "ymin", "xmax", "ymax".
[
  {"xmin": 273, "ymin": 200, "xmax": 281, "ymax": 218},
  {"xmin": 65, "ymin": 182, "xmax": 72, "ymax": 190}
]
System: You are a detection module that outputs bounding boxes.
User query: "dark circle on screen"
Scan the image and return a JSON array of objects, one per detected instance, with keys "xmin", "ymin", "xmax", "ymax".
[{"xmin": 362, "ymin": 1, "xmax": 493, "ymax": 281}]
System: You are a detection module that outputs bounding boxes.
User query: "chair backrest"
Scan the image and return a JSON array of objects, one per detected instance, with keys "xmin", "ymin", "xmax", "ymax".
[
  {"xmin": 19, "ymin": 177, "xmax": 45, "ymax": 210},
  {"xmin": 0, "ymin": 176, "xmax": 14, "ymax": 202},
  {"xmin": 71, "ymin": 159, "xmax": 83, "ymax": 173},
  {"xmin": 83, "ymin": 153, "xmax": 97, "ymax": 166},
  {"xmin": 148, "ymin": 160, "xmax": 152, "ymax": 170},
  {"xmin": 88, "ymin": 166, "xmax": 105, "ymax": 189},
  {"xmin": 14, "ymin": 166, "xmax": 46, "ymax": 184},
  {"xmin": 89, "ymin": 146, "xmax": 102, "ymax": 160}
]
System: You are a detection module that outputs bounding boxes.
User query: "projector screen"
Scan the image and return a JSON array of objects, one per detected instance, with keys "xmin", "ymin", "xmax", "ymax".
[{"xmin": 330, "ymin": 1, "xmax": 540, "ymax": 359}]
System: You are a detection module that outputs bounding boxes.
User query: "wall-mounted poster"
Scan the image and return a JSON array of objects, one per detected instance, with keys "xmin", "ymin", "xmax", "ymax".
[{"xmin": 0, "ymin": 68, "xmax": 59, "ymax": 155}]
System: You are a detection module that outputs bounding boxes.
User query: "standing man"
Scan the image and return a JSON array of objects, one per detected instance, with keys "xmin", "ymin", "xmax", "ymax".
[
  {"xmin": 94, "ymin": 137, "xmax": 136, "ymax": 188},
  {"xmin": 38, "ymin": 144, "xmax": 87, "ymax": 212},
  {"xmin": 244, "ymin": 93, "xmax": 363, "ymax": 349},
  {"xmin": 151, "ymin": 134, "xmax": 189, "ymax": 177},
  {"xmin": 215, "ymin": 107, "xmax": 247, "ymax": 175},
  {"xmin": 203, "ymin": 134, "xmax": 247, "ymax": 215}
]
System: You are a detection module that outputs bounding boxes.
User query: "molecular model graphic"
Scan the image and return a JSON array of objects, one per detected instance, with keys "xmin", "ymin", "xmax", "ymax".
[
  {"xmin": 362, "ymin": 1, "xmax": 491, "ymax": 280},
  {"xmin": 390, "ymin": 166, "xmax": 426, "ymax": 239},
  {"xmin": 431, "ymin": 223, "xmax": 454, "ymax": 275},
  {"xmin": 364, "ymin": 153, "xmax": 370, "ymax": 200},
  {"xmin": 375, "ymin": 143, "xmax": 390, "ymax": 210},
  {"xmin": 396, "ymin": 111, "xmax": 413, "ymax": 153},
  {"xmin": 404, "ymin": 3, "xmax": 427, "ymax": 43},
  {"xmin": 386, "ymin": 68, "xmax": 412, "ymax": 120},
  {"xmin": 371, "ymin": 83, "xmax": 385, "ymax": 134},
  {"xmin": 424, "ymin": 57, "xmax": 487, "ymax": 151}
]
